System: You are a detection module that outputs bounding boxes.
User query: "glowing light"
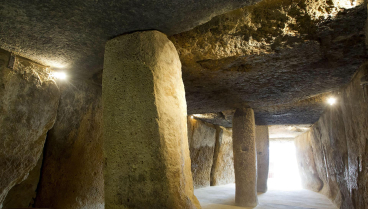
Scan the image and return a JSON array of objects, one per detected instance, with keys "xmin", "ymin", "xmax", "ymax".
[
  {"xmin": 192, "ymin": 114, "xmax": 205, "ymax": 118},
  {"xmin": 327, "ymin": 97, "xmax": 336, "ymax": 105},
  {"xmin": 190, "ymin": 116, "xmax": 194, "ymax": 119},
  {"xmin": 268, "ymin": 141, "xmax": 302, "ymax": 190},
  {"xmin": 51, "ymin": 71, "xmax": 67, "ymax": 80}
]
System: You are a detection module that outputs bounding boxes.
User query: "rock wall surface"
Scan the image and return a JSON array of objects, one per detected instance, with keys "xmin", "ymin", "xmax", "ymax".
[
  {"xmin": 3, "ymin": 153, "xmax": 43, "ymax": 208},
  {"xmin": 295, "ymin": 132, "xmax": 323, "ymax": 192},
  {"xmin": 0, "ymin": 49, "xmax": 60, "ymax": 207},
  {"xmin": 210, "ymin": 126, "xmax": 235, "ymax": 186},
  {"xmin": 188, "ymin": 118, "xmax": 217, "ymax": 188},
  {"xmin": 256, "ymin": 126, "xmax": 269, "ymax": 193},
  {"xmin": 295, "ymin": 63, "xmax": 368, "ymax": 209},
  {"xmin": 34, "ymin": 80, "xmax": 104, "ymax": 209}
]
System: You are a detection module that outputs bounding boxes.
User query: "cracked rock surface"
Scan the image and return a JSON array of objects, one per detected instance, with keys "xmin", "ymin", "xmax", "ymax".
[{"xmin": 171, "ymin": 1, "xmax": 366, "ymax": 125}]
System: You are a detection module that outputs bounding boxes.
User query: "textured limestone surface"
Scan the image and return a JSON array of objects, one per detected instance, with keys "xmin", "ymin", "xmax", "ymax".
[
  {"xmin": 256, "ymin": 126, "xmax": 269, "ymax": 193},
  {"xmin": 3, "ymin": 153, "xmax": 43, "ymax": 208},
  {"xmin": 103, "ymin": 31, "xmax": 200, "ymax": 209},
  {"xmin": 295, "ymin": 63, "xmax": 368, "ymax": 209},
  {"xmin": 0, "ymin": 0, "xmax": 258, "ymax": 76},
  {"xmin": 34, "ymin": 80, "xmax": 104, "ymax": 209},
  {"xmin": 171, "ymin": 2, "xmax": 366, "ymax": 124},
  {"xmin": 188, "ymin": 118, "xmax": 217, "ymax": 189},
  {"xmin": 232, "ymin": 108, "xmax": 258, "ymax": 207},
  {"xmin": 0, "ymin": 49, "xmax": 60, "ymax": 207},
  {"xmin": 210, "ymin": 126, "xmax": 235, "ymax": 186},
  {"xmin": 295, "ymin": 132, "xmax": 323, "ymax": 192}
]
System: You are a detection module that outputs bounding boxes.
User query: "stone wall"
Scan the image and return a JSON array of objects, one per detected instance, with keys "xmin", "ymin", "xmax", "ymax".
[
  {"xmin": 3, "ymin": 153, "xmax": 43, "ymax": 208},
  {"xmin": 0, "ymin": 49, "xmax": 60, "ymax": 208},
  {"xmin": 188, "ymin": 118, "xmax": 217, "ymax": 188},
  {"xmin": 211, "ymin": 126, "xmax": 235, "ymax": 186},
  {"xmin": 295, "ymin": 63, "xmax": 368, "ymax": 209},
  {"xmin": 35, "ymin": 80, "xmax": 104, "ymax": 209},
  {"xmin": 294, "ymin": 132, "xmax": 323, "ymax": 192},
  {"xmin": 256, "ymin": 126, "xmax": 269, "ymax": 193}
]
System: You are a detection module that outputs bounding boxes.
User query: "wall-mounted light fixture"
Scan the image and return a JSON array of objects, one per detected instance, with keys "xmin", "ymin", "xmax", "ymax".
[
  {"xmin": 327, "ymin": 97, "xmax": 336, "ymax": 105},
  {"xmin": 50, "ymin": 71, "xmax": 67, "ymax": 80}
]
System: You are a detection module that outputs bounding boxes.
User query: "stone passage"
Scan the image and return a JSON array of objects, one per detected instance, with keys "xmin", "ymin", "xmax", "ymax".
[
  {"xmin": 256, "ymin": 126, "xmax": 269, "ymax": 193},
  {"xmin": 103, "ymin": 30, "xmax": 200, "ymax": 209},
  {"xmin": 232, "ymin": 108, "xmax": 258, "ymax": 207}
]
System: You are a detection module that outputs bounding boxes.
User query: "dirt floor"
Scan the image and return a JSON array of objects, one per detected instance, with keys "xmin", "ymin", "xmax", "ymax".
[{"xmin": 195, "ymin": 184, "xmax": 337, "ymax": 209}]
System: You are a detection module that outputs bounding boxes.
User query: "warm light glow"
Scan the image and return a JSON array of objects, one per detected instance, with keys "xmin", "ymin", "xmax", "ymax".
[
  {"xmin": 51, "ymin": 71, "xmax": 67, "ymax": 80},
  {"xmin": 327, "ymin": 97, "xmax": 336, "ymax": 105},
  {"xmin": 48, "ymin": 61, "xmax": 68, "ymax": 69},
  {"xmin": 190, "ymin": 116, "xmax": 194, "ymax": 119},
  {"xmin": 268, "ymin": 141, "xmax": 302, "ymax": 190}
]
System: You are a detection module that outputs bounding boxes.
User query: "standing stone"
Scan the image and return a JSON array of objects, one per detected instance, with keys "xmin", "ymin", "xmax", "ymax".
[
  {"xmin": 0, "ymin": 49, "xmax": 60, "ymax": 207},
  {"xmin": 210, "ymin": 126, "xmax": 235, "ymax": 186},
  {"xmin": 103, "ymin": 30, "xmax": 200, "ymax": 209},
  {"xmin": 187, "ymin": 118, "xmax": 216, "ymax": 189},
  {"xmin": 3, "ymin": 153, "xmax": 43, "ymax": 208},
  {"xmin": 294, "ymin": 132, "xmax": 323, "ymax": 192},
  {"xmin": 256, "ymin": 126, "xmax": 269, "ymax": 193},
  {"xmin": 232, "ymin": 108, "xmax": 258, "ymax": 207},
  {"xmin": 34, "ymin": 80, "xmax": 104, "ymax": 209}
]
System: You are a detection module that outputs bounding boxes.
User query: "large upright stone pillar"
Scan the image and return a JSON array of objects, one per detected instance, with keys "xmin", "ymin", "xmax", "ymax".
[
  {"xmin": 232, "ymin": 108, "xmax": 258, "ymax": 207},
  {"xmin": 256, "ymin": 126, "xmax": 269, "ymax": 193},
  {"xmin": 103, "ymin": 30, "xmax": 200, "ymax": 209}
]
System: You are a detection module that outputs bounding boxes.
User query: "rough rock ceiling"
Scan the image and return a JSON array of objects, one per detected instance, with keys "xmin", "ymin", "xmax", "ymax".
[
  {"xmin": 268, "ymin": 125, "xmax": 311, "ymax": 139},
  {"xmin": 0, "ymin": 0, "xmax": 366, "ymax": 126},
  {"xmin": 0, "ymin": 0, "xmax": 256, "ymax": 76},
  {"xmin": 172, "ymin": 0, "xmax": 366, "ymax": 125}
]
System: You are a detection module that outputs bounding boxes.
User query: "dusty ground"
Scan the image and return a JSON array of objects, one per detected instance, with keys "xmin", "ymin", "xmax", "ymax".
[{"xmin": 195, "ymin": 184, "xmax": 337, "ymax": 209}]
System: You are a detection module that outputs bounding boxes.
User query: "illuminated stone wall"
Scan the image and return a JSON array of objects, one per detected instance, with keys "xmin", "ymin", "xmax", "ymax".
[
  {"xmin": 0, "ymin": 49, "xmax": 60, "ymax": 208},
  {"xmin": 295, "ymin": 63, "xmax": 368, "ymax": 209}
]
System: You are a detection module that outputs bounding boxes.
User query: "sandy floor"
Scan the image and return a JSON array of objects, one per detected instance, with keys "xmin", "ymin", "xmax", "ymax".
[{"xmin": 195, "ymin": 184, "xmax": 337, "ymax": 209}]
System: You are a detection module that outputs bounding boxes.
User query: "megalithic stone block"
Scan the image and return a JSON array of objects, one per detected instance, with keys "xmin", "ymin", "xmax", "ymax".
[
  {"xmin": 103, "ymin": 30, "xmax": 200, "ymax": 209},
  {"xmin": 256, "ymin": 126, "xmax": 269, "ymax": 193},
  {"xmin": 232, "ymin": 108, "xmax": 258, "ymax": 207}
]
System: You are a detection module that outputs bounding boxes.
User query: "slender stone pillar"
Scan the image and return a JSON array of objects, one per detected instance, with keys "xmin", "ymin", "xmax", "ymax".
[
  {"xmin": 256, "ymin": 126, "xmax": 269, "ymax": 193},
  {"xmin": 232, "ymin": 108, "xmax": 258, "ymax": 207},
  {"xmin": 103, "ymin": 30, "xmax": 200, "ymax": 209}
]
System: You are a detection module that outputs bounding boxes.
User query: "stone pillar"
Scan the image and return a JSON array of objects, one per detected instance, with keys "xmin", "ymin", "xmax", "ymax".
[
  {"xmin": 256, "ymin": 126, "xmax": 269, "ymax": 193},
  {"xmin": 232, "ymin": 108, "xmax": 258, "ymax": 207},
  {"xmin": 103, "ymin": 30, "xmax": 200, "ymax": 209}
]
